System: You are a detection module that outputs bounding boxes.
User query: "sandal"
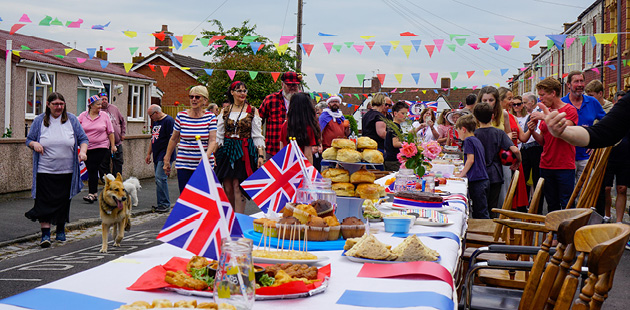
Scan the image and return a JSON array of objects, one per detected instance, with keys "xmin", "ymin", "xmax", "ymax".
[{"xmin": 83, "ymin": 194, "xmax": 97, "ymax": 203}]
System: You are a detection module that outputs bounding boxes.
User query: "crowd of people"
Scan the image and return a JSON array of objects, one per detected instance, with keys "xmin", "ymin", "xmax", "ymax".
[{"xmin": 25, "ymin": 70, "xmax": 630, "ymax": 248}]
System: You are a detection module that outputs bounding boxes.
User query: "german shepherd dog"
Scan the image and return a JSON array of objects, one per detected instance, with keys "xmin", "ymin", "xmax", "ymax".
[{"xmin": 99, "ymin": 173, "xmax": 131, "ymax": 253}]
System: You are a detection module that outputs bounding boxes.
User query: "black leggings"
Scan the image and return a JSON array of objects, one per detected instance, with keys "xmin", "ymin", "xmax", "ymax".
[{"xmin": 86, "ymin": 148, "xmax": 109, "ymax": 194}]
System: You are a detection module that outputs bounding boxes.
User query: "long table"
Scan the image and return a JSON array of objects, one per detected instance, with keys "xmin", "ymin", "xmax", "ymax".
[{"xmin": 0, "ymin": 179, "xmax": 468, "ymax": 310}]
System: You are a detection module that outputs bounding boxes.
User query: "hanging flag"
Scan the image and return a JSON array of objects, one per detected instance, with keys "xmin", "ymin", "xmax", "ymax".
[
  {"xmin": 19, "ymin": 14, "xmax": 32, "ymax": 23},
  {"xmin": 9, "ymin": 24, "xmax": 26, "ymax": 35},
  {"xmin": 202, "ymin": 69, "xmax": 212, "ymax": 76},
  {"xmin": 161, "ymin": 66, "xmax": 170, "ymax": 78},
  {"xmin": 250, "ymin": 42, "xmax": 263, "ymax": 55},
  {"xmin": 400, "ymin": 32, "xmax": 417, "ymax": 36},
  {"xmin": 50, "ymin": 18, "xmax": 63, "ymax": 26},
  {"xmin": 226, "ymin": 40, "xmax": 238, "ymax": 48},
  {"xmin": 332, "ymin": 44, "xmax": 342, "ymax": 52},
  {"xmin": 353, "ymin": 44, "xmax": 364, "ymax": 54},
  {"xmin": 546, "ymin": 34, "xmax": 567, "ymax": 49},
  {"xmin": 389, "ymin": 41, "xmax": 400, "ymax": 50},
  {"xmin": 241, "ymin": 142, "xmax": 321, "ymax": 213},
  {"xmin": 377, "ymin": 74, "xmax": 386, "ymax": 86},
  {"xmin": 529, "ymin": 40, "xmax": 540, "ymax": 48},
  {"xmin": 511, "ymin": 42, "xmax": 520, "ymax": 48},
  {"xmin": 76, "ymin": 58, "xmax": 86, "ymax": 64},
  {"xmin": 129, "ymin": 47, "xmax": 139, "ymax": 55},
  {"xmin": 275, "ymin": 43, "xmax": 289, "ymax": 55},
  {"xmin": 279, "ymin": 35, "xmax": 296, "ymax": 45},
  {"xmin": 479, "ymin": 37, "xmax": 489, "ymax": 43},
  {"xmin": 365, "ymin": 41, "xmax": 376, "ymax": 50},
  {"xmin": 242, "ymin": 35, "xmax": 258, "ymax": 44},
  {"xmin": 86, "ymin": 48, "xmax": 96, "ymax": 59},
  {"xmin": 468, "ymin": 43, "xmax": 480, "ymax": 50},
  {"xmin": 410, "ymin": 39, "xmax": 422, "ymax": 52},
  {"xmin": 182, "ymin": 35, "xmax": 196, "ymax": 49},
  {"xmin": 483, "ymin": 70, "xmax": 491, "ymax": 76},
  {"xmin": 394, "ymin": 74, "xmax": 403, "ymax": 84},
  {"xmin": 315, "ymin": 73, "xmax": 324, "ymax": 85},
  {"xmin": 124, "ymin": 63, "xmax": 133, "ymax": 73},
  {"xmin": 100, "ymin": 60, "xmax": 109, "ymax": 69},
  {"xmin": 489, "ymin": 43, "xmax": 500, "ymax": 50},
  {"xmin": 466, "ymin": 71, "xmax": 475, "ymax": 78},
  {"xmin": 446, "ymin": 44, "xmax": 456, "ymax": 52},
  {"xmin": 429, "ymin": 73, "xmax": 438, "ymax": 84},
  {"xmin": 157, "ymin": 153, "xmax": 239, "ymax": 260},
  {"xmin": 565, "ymin": 37, "xmax": 576, "ymax": 48},
  {"xmin": 594, "ymin": 33, "xmax": 617, "ymax": 45},
  {"xmin": 411, "ymin": 73, "xmax": 420, "ymax": 84},
  {"xmin": 356, "ymin": 74, "xmax": 365, "ymax": 86},
  {"xmin": 360, "ymin": 35, "xmax": 375, "ymax": 39},
  {"xmin": 64, "ymin": 48, "xmax": 73, "ymax": 55},
  {"xmin": 226, "ymin": 70, "xmax": 236, "ymax": 80},
  {"xmin": 301, "ymin": 43, "xmax": 314, "ymax": 56},
  {"xmin": 169, "ymin": 36, "xmax": 182, "ymax": 50},
  {"xmin": 91, "ymin": 21, "xmax": 111, "ymax": 30},
  {"xmin": 39, "ymin": 15, "xmax": 52, "ymax": 26},
  {"xmin": 450, "ymin": 72, "xmax": 458, "ymax": 80},
  {"xmin": 434, "ymin": 39, "xmax": 444, "ymax": 52},
  {"xmin": 122, "ymin": 31, "xmax": 137, "ymax": 38},
  {"xmin": 455, "ymin": 38, "xmax": 467, "ymax": 46},
  {"xmin": 323, "ymin": 42, "xmax": 334, "ymax": 54},
  {"xmin": 494, "ymin": 35, "xmax": 515, "ymax": 51},
  {"xmin": 336, "ymin": 74, "xmax": 345, "ymax": 84},
  {"xmin": 344, "ymin": 42, "xmax": 354, "ymax": 48},
  {"xmin": 425, "ymin": 45, "xmax": 435, "ymax": 58},
  {"xmin": 271, "ymin": 72, "xmax": 281, "ymax": 83},
  {"xmin": 380, "ymin": 45, "xmax": 392, "ymax": 56},
  {"xmin": 249, "ymin": 71, "xmax": 258, "ymax": 80},
  {"xmin": 402, "ymin": 45, "xmax": 412, "ymax": 58}
]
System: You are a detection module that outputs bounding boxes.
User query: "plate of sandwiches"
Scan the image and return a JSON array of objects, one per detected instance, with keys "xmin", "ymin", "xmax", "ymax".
[{"xmin": 341, "ymin": 234, "xmax": 440, "ymax": 264}]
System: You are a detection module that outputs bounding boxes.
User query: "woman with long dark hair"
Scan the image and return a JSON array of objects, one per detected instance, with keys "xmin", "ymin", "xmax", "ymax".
[
  {"xmin": 215, "ymin": 81, "xmax": 265, "ymax": 213},
  {"xmin": 280, "ymin": 92, "xmax": 321, "ymax": 164},
  {"xmin": 26, "ymin": 92, "xmax": 89, "ymax": 247}
]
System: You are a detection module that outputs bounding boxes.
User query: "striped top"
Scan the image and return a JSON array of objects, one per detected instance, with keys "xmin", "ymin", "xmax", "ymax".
[{"xmin": 174, "ymin": 110, "xmax": 217, "ymax": 170}]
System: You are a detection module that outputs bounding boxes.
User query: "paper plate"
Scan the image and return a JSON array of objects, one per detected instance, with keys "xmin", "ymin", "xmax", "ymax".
[
  {"xmin": 415, "ymin": 219, "xmax": 454, "ymax": 227},
  {"xmin": 341, "ymin": 251, "xmax": 440, "ymax": 264}
]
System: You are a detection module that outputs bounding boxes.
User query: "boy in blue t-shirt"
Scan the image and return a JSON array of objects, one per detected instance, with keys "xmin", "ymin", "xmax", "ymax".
[{"xmin": 455, "ymin": 114, "xmax": 490, "ymax": 219}]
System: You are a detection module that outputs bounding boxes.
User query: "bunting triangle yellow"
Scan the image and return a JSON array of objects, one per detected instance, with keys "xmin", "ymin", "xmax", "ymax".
[
  {"xmin": 483, "ymin": 70, "xmax": 491, "ymax": 76},
  {"xmin": 402, "ymin": 45, "xmax": 412, "ymax": 58},
  {"xmin": 124, "ymin": 63, "xmax": 133, "ymax": 73},
  {"xmin": 390, "ymin": 41, "xmax": 400, "ymax": 50},
  {"xmin": 511, "ymin": 41, "xmax": 520, "ymax": 48},
  {"xmin": 65, "ymin": 48, "xmax": 73, "ymax": 55},
  {"xmin": 394, "ymin": 74, "xmax": 403, "ymax": 84}
]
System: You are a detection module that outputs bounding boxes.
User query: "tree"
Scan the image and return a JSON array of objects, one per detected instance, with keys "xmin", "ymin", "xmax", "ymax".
[{"xmin": 198, "ymin": 19, "xmax": 301, "ymax": 107}]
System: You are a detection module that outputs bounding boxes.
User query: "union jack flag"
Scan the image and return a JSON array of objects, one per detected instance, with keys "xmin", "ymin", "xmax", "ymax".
[
  {"xmin": 426, "ymin": 101, "xmax": 438, "ymax": 111},
  {"xmin": 241, "ymin": 142, "xmax": 321, "ymax": 213},
  {"xmin": 156, "ymin": 153, "xmax": 240, "ymax": 260},
  {"xmin": 78, "ymin": 150, "xmax": 88, "ymax": 181}
]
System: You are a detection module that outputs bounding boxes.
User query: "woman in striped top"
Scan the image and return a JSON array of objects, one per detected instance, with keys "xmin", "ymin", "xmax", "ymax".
[{"xmin": 163, "ymin": 86, "xmax": 218, "ymax": 193}]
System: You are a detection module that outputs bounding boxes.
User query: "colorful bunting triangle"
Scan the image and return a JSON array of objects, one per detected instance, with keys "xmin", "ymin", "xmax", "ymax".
[
  {"xmin": 377, "ymin": 74, "xmax": 386, "ymax": 85},
  {"xmin": 124, "ymin": 63, "xmax": 133, "ymax": 73},
  {"xmin": 365, "ymin": 41, "xmax": 376, "ymax": 50},
  {"xmin": 250, "ymin": 42, "xmax": 263, "ymax": 55},
  {"xmin": 323, "ymin": 42, "xmax": 334, "ymax": 54},
  {"xmin": 410, "ymin": 39, "xmax": 422, "ymax": 52},
  {"xmin": 353, "ymin": 44, "xmax": 364, "ymax": 55},
  {"xmin": 100, "ymin": 60, "xmax": 109, "ymax": 69},
  {"xmin": 425, "ymin": 45, "xmax": 435, "ymax": 58},
  {"xmin": 429, "ymin": 72, "xmax": 438, "ymax": 84},
  {"xmin": 226, "ymin": 70, "xmax": 236, "ymax": 80},
  {"xmin": 160, "ymin": 66, "xmax": 169, "ymax": 77},
  {"xmin": 356, "ymin": 74, "xmax": 366, "ymax": 86},
  {"xmin": 204, "ymin": 69, "xmax": 213, "ymax": 76},
  {"xmin": 529, "ymin": 40, "xmax": 540, "ymax": 48},
  {"xmin": 411, "ymin": 73, "xmax": 420, "ymax": 84},
  {"xmin": 39, "ymin": 15, "xmax": 52, "ymax": 26},
  {"xmin": 380, "ymin": 45, "xmax": 391, "ymax": 56},
  {"xmin": 401, "ymin": 45, "xmax": 412, "ymax": 58},
  {"xmin": 336, "ymin": 74, "xmax": 345, "ymax": 84},
  {"xmin": 466, "ymin": 71, "xmax": 475, "ymax": 78},
  {"xmin": 394, "ymin": 74, "xmax": 403, "ymax": 84},
  {"xmin": 129, "ymin": 47, "xmax": 139, "ymax": 55},
  {"xmin": 344, "ymin": 42, "xmax": 354, "ymax": 48},
  {"xmin": 19, "ymin": 14, "xmax": 32, "ymax": 23},
  {"xmin": 434, "ymin": 39, "xmax": 444, "ymax": 52},
  {"xmin": 332, "ymin": 44, "xmax": 342, "ymax": 52},
  {"xmin": 315, "ymin": 73, "xmax": 324, "ymax": 85},
  {"xmin": 86, "ymin": 48, "xmax": 96, "ymax": 59},
  {"xmin": 248, "ymin": 71, "xmax": 258, "ymax": 80}
]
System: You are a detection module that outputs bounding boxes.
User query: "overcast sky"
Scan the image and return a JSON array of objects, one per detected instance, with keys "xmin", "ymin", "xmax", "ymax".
[{"xmin": 2, "ymin": 0, "xmax": 597, "ymax": 93}]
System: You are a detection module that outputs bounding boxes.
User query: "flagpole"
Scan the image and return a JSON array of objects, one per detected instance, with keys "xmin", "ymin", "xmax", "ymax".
[
  {"xmin": 195, "ymin": 135, "xmax": 230, "ymax": 235},
  {"xmin": 290, "ymin": 138, "xmax": 313, "ymax": 188}
]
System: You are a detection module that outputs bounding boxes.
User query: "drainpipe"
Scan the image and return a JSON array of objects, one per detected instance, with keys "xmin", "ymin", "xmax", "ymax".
[
  {"xmin": 4, "ymin": 40, "xmax": 12, "ymax": 135},
  {"xmin": 617, "ymin": 0, "xmax": 622, "ymax": 90}
]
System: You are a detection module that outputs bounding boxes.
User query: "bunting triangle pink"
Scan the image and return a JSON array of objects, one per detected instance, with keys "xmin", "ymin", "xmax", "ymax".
[
  {"xmin": 76, "ymin": 58, "xmax": 86, "ymax": 64},
  {"xmin": 565, "ymin": 37, "xmax": 576, "ymax": 48},
  {"xmin": 226, "ymin": 40, "xmax": 238, "ymax": 48},
  {"xmin": 336, "ymin": 74, "xmax": 345, "ymax": 84},
  {"xmin": 494, "ymin": 35, "xmax": 515, "ymax": 51},
  {"xmin": 353, "ymin": 45, "xmax": 364, "ymax": 54},
  {"xmin": 365, "ymin": 41, "xmax": 376, "ymax": 50},
  {"xmin": 226, "ymin": 70, "xmax": 236, "ymax": 80},
  {"xmin": 429, "ymin": 72, "xmax": 438, "ymax": 84},
  {"xmin": 323, "ymin": 42, "xmax": 334, "ymax": 54},
  {"xmin": 425, "ymin": 45, "xmax": 435, "ymax": 58},
  {"xmin": 19, "ymin": 14, "xmax": 32, "ymax": 23},
  {"xmin": 434, "ymin": 39, "xmax": 444, "ymax": 52},
  {"xmin": 468, "ymin": 43, "xmax": 480, "ymax": 50}
]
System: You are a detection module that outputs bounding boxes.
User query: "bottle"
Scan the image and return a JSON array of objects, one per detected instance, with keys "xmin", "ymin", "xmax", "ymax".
[
  {"xmin": 214, "ymin": 237, "xmax": 255, "ymax": 310},
  {"xmin": 296, "ymin": 178, "xmax": 337, "ymax": 209},
  {"xmin": 394, "ymin": 168, "xmax": 418, "ymax": 192}
]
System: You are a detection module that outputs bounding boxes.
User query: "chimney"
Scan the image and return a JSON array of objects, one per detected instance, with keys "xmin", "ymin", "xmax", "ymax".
[
  {"xmin": 370, "ymin": 76, "xmax": 381, "ymax": 93},
  {"xmin": 96, "ymin": 46, "xmax": 107, "ymax": 61},
  {"xmin": 441, "ymin": 77, "xmax": 451, "ymax": 89},
  {"xmin": 132, "ymin": 53, "xmax": 144, "ymax": 65},
  {"xmin": 155, "ymin": 25, "xmax": 174, "ymax": 54}
]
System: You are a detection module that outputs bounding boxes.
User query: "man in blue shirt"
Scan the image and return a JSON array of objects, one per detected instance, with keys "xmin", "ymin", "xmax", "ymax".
[{"xmin": 561, "ymin": 71, "xmax": 606, "ymax": 183}]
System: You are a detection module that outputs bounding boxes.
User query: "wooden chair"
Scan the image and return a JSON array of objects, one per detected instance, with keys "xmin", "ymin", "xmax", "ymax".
[
  {"xmin": 461, "ymin": 210, "xmax": 629, "ymax": 310},
  {"xmin": 565, "ymin": 147, "xmax": 612, "ymax": 210}
]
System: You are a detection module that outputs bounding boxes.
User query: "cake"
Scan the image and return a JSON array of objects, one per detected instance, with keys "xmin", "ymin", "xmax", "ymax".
[
  {"xmin": 355, "ymin": 183, "xmax": 382, "ymax": 200},
  {"xmin": 281, "ymin": 203, "xmax": 294, "ymax": 217},
  {"xmin": 332, "ymin": 182, "xmax": 355, "ymax": 197},
  {"xmin": 307, "ymin": 216, "xmax": 329, "ymax": 241},
  {"xmin": 331, "ymin": 138, "xmax": 356, "ymax": 149},
  {"xmin": 311, "ymin": 199, "xmax": 334, "ymax": 217},
  {"xmin": 293, "ymin": 204, "xmax": 317, "ymax": 224},
  {"xmin": 350, "ymin": 169, "xmax": 376, "ymax": 184},
  {"xmin": 253, "ymin": 218, "xmax": 268, "ymax": 233},
  {"xmin": 322, "ymin": 147, "xmax": 338, "ymax": 160},
  {"xmin": 395, "ymin": 191, "xmax": 443, "ymax": 202},
  {"xmin": 277, "ymin": 216, "xmax": 303, "ymax": 240},
  {"xmin": 262, "ymin": 220, "xmax": 278, "ymax": 238},
  {"xmin": 391, "ymin": 234, "xmax": 439, "ymax": 261},
  {"xmin": 322, "ymin": 168, "xmax": 350, "ymax": 182},
  {"xmin": 357, "ymin": 137, "xmax": 378, "ymax": 149},
  {"xmin": 340, "ymin": 216, "xmax": 366, "ymax": 239},
  {"xmin": 394, "ymin": 190, "xmax": 444, "ymax": 208},
  {"xmin": 336, "ymin": 148, "xmax": 362, "ymax": 163},
  {"xmin": 362, "ymin": 149, "xmax": 384, "ymax": 163},
  {"xmin": 323, "ymin": 215, "xmax": 341, "ymax": 240}
]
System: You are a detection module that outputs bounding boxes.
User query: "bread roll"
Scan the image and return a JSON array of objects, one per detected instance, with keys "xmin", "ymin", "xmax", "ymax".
[
  {"xmin": 129, "ymin": 301, "xmax": 151, "ymax": 309},
  {"xmin": 332, "ymin": 182, "xmax": 355, "ymax": 196},
  {"xmin": 337, "ymin": 148, "xmax": 362, "ymax": 163},
  {"xmin": 362, "ymin": 149, "xmax": 384, "ymax": 163},
  {"xmin": 357, "ymin": 137, "xmax": 378, "ymax": 149},
  {"xmin": 350, "ymin": 169, "xmax": 376, "ymax": 184},
  {"xmin": 197, "ymin": 302, "xmax": 219, "ymax": 309},
  {"xmin": 152, "ymin": 299, "xmax": 173, "ymax": 308},
  {"xmin": 355, "ymin": 183, "xmax": 381, "ymax": 200},
  {"xmin": 322, "ymin": 147, "xmax": 338, "ymax": 160},
  {"xmin": 331, "ymin": 138, "xmax": 356, "ymax": 149},
  {"xmin": 322, "ymin": 168, "xmax": 350, "ymax": 182},
  {"xmin": 174, "ymin": 300, "xmax": 197, "ymax": 308}
]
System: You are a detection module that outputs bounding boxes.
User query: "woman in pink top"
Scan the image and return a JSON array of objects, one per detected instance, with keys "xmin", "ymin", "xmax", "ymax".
[{"xmin": 78, "ymin": 95, "xmax": 115, "ymax": 203}]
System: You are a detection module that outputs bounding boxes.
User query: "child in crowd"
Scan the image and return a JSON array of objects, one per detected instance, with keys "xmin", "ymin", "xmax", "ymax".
[
  {"xmin": 455, "ymin": 114, "xmax": 490, "ymax": 219},
  {"xmin": 473, "ymin": 102, "xmax": 522, "ymax": 213},
  {"xmin": 384, "ymin": 101, "xmax": 409, "ymax": 171}
]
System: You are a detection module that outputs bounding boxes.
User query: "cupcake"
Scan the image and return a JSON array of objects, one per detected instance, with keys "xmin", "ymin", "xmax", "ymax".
[
  {"xmin": 323, "ymin": 215, "xmax": 341, "ymax": 241},
  {"xmin": 282, "ymin": 203, "xmax": 295, "ymax": 218},
  {"xmin": 341, "ymin": 216, "xmax": 366, "ymax": 239},
  {"xmin": 293, "ymin": 204, "xmax": 317, "ymax": 224},
  {"xmin": 311, "ymin": 199, "xmax": 334, "ymax": 217},
  {"xmin": 307, "ymin": 216, "xmax": 329, "ymax": 241},
  {"xmin": 262, "ymin": 220, "xmax": 278, "ymax": 238},
  {"xmin": 253, "ymin": 218, "xmax": 268, "ymax": 233},
  {"xmin": 278, "ymin": 216, "xmax": 302, "ymax": 240}
]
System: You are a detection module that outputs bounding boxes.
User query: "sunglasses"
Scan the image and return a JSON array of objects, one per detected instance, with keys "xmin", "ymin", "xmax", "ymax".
[
  {"xmin": 233, "ymin": 89, "xmax": 248, "ymax": 94},
  {"xmin": 385, "ymin": 104, "xmax": 392, "ymax": 107},
  {"xmin": 512, "ymin": 102, "xmax": 523, "ymax": 107},
  {"xmin": 99, "ymin": 92, "xmax": 107, "ymax": 97},
  {"xmin": 189, "ymin": 95, "xmax": 203, "ymax": 100}
]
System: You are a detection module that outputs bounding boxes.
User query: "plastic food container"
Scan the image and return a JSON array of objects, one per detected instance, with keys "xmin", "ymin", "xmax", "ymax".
[{"xmin": 383, "ymin": 217, "xmax": 413, "ymax": 234}]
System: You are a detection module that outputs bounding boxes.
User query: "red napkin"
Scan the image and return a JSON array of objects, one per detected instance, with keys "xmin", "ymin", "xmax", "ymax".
[
  {"xmin": 357, "ymin": 261, "xmax": 453, "ymax": 289},
  {"xmin": 127, "ymin": 257, "xmax": 332, "ymax": 296}
]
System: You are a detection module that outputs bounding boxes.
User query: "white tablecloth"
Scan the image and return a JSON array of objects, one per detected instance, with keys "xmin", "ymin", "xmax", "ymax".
[{"xmin": 0, "ymin": 180, "xmax": 468, "ymax": 310}]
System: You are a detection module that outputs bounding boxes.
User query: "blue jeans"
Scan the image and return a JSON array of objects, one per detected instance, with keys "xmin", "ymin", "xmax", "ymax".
[
  {"xmin": 154, "ymin": 161, "xmax": 170, "ymax": 208},
  {"xmin": 540, "ymin": 168, "xmax": 575, "ymax": 213},
  {"xmin": 468, "ymin": 179, "xmax": 490, "ymax": 219}
]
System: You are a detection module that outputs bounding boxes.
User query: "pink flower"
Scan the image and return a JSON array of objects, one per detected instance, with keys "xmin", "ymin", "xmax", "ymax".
[
  {"xmin": 400, "ymin": 142, "xmax": 418, "ymax": 158},
  {"xmin": 396, "ymin": 152, "xmax": 406, "ymax": 164},
  {"xmin": 421, "ymin": 141, "xmax": 442, "ymax": 160}
]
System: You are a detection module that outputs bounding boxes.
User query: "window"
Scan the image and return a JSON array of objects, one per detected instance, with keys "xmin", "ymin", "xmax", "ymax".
[
  {"xmin": 76, "ymin": 77, "xmax": 108, "ymax": 115},
  {"xmin": 78, "ymin": 76, "xmax": 105, "ymax": 89},
  {"xmin": 127, "ymin": 84, "xmax": 145, "ymax": 120},
  {"xmin": 26, "ymin": 70, "xmax": 55, "ymax": 119}
]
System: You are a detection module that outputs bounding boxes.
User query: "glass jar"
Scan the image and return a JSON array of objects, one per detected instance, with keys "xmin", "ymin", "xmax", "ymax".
[
  {"xmin": 394, "ymin": 168, "xmax": 418, "ymax": 192},
  {"xmin": 422, "ymin": 175, "xmax": 435, "ymax": 193},
  {"xmin": 213, "ymin": 237, "xmax": 255, "ymax": 310},
  {"xmin": 295, "ymin": 178, "xmax": 337, "ymax": 207}
]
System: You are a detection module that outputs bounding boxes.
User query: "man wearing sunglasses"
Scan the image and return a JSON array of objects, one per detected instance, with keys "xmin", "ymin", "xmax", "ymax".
[
  {"xmin": 259, "ymin": 71, "xmax": 302, "ymax": 159},
  {"xmin": 99, "ymin": 92, "xmax": 126, "ymax": 179}
]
